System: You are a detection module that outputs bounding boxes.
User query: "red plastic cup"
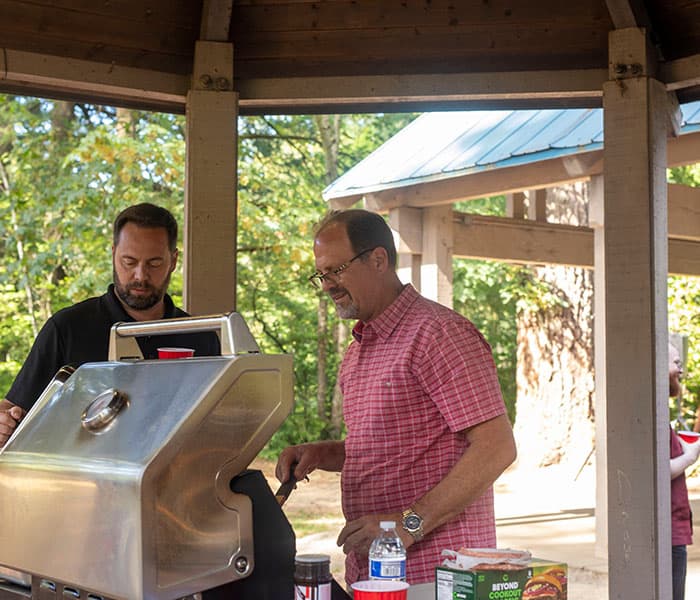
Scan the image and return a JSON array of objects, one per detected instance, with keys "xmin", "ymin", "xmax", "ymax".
[
  {"xmin": 351, "ymin": 580, "xmax": 409, "ymax": 600},
  {"xmin": 678, "ymin": 431, "xmax": 700, "ymax": 444},
  {"xmin": 157, "ymin": 347, "xmax": 195, "ymax": 359}
]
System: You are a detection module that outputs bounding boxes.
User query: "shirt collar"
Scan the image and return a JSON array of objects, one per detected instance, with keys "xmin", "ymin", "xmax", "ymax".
[
  {"xmin": 351, "ymin": 284, "xmax": 419, "ymax": 342},
  {"xmin": 105, "ymin": 283, "xmax": 176, "ymax": 323}
]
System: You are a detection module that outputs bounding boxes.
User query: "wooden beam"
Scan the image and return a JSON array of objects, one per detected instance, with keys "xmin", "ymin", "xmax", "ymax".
[
  {"xmin": 0, "ymin": 45, "xmax": 609, "ymax": 115},
  {"xmin": 660, "ymin": 53, "xmax": 700, "ymax": 92},
  {"xmin": 453, "ymin": 213, "xmax": 593, "ymax": 267},
  {"xmin": 342, "ymin": 151, "xmax": 604, "ymax": 212},
  {"xmin": 668, "ymin": 129, "xmax": 700, "ymax": 167},
  {"xmin": 669, "ymin": 238, "xmax": 700, "ymax": 276},
  {"xmin": 452, "ymin": 211, "xmax": 700, "ymax": 276},
  {"xmin": 236, "ymin": 69, "xmax": 607, "ymax": 112},
  {"xmin": 200, "ymin": 0, "xmax": 233, "ymax": 42},
  {"xmin": 605, "ymin": 0, "xmax": 645, "ymax": 29},
  {"xmin": 2, "ymin": 47, "xmax": 698, "ymax": 117},
  {"xmin": 0, "ymin": 46, "xmax": 698, "ymax": 117},
  {"xmin": 668, "ymin": 183, "xmax": 700, "ymax": 241},
  {"xmin": 0, "ymin": 48, "xmax": 187, "ymax": 113}
]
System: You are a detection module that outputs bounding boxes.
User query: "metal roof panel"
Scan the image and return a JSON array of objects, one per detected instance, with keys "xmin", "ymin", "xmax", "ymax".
[{"xmin": 323, "ymin": 101, "xmax": 700, "ymax": 200}]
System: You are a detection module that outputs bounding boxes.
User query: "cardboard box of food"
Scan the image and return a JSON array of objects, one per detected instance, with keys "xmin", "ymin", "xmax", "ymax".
[{"xmin": 435, "ymin": 559, "xmax": 568, "ymax": 600}]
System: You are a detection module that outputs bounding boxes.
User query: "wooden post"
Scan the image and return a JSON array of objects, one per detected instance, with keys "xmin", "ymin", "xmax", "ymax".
[
  {"xmin": 184, "ymin": 40, "xmax": 238, "ymax": 314},
  {"xmin": 528, "ymin": 188, "xmax": 548, "ymax": 222},
  {"xmin": 604, "ymin": 28, "xmax": 671, "ymax": 599},
  {"xmin": 589, "ymin": 174, "xmax": 608, "ymax": 559},
  {"xmin": 506, "ymin": 191, "xmax": 527, "ymax": 219},
  {"xmin": 421, "ymin": 206, "xmax": 453, "ymax": 308},
  {"xmin": 389, "ymin": 207, "xmax": 422, "ymax": 289}
]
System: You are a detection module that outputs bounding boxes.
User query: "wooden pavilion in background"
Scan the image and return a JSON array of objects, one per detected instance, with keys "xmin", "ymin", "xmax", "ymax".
[{"xmin": 2, "ymin": 1, "xmax": 700, "ymax": 598}]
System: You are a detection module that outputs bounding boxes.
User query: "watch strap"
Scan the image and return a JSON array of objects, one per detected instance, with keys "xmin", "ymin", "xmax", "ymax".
[{"xmin": 401, "ymin": 507, "xmax": 425, "ymax": 542}]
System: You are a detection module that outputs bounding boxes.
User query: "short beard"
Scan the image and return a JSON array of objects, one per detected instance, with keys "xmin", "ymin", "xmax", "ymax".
[
  {"xmin": 335, "ymin": 302, "xmax": 360, "ymax": 320},
  {"xmin": 329, "ymin": 286, "xmax": 360, "ymax": 320},
  {"xmin": 113, "ymin": 267, "xmax": 170, "ymax": 311}
]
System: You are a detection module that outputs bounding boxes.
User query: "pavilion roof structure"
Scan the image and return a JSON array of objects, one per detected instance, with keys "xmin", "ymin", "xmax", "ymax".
[
  {"xmin": 324, "ymin": 101, "xmax": 700, "ymax": 209},
  {"xmin": 0, "ymin": 1, "xmax": 699, "ymax": 114}
]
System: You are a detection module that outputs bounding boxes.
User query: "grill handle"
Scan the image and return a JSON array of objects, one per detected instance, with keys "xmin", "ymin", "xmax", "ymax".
[{"xmin": 108, "ymin": 312, "xmax": 260, "ymax": 360}]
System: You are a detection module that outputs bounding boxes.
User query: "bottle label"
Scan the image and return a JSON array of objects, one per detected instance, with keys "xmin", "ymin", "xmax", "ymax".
[
  {"xmin": 295, "ymin": 583, "xmax": 331, "ymax": 600},
  {"xmin": 369, "ymin": 558, "xmax": 406, "ymax": 580}
]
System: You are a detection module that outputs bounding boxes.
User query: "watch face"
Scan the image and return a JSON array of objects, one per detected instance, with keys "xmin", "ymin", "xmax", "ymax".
[{"xmin": 404, "ymin": 514, "xmax": 422, "ymax": 530}]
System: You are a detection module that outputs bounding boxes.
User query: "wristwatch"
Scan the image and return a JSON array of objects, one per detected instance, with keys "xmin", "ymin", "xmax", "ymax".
[{"xmin": 401, "ymin": 507, "xmax": 425, "ymax": 542}]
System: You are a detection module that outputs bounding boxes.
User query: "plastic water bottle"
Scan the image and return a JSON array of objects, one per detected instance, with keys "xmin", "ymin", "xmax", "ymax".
[{"xmin": 368, "ymin": 521, "xmax": 406, "ymax": 581}]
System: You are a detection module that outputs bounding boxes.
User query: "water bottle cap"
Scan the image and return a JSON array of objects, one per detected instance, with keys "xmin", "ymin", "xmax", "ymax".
[{"xmin": 380, "ymin": 520, "xmax": 396, "ymax": 529}]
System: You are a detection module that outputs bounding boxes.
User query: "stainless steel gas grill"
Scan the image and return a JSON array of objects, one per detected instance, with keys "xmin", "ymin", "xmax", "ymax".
[{"xmin": 0, "ymin": 313, "xmax": 297, "ymax": 600}]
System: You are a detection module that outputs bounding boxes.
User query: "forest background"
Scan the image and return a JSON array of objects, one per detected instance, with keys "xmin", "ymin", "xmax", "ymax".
[{"xmin": 1, "ymin": 94, "xmax": 700, "ymax": 456}]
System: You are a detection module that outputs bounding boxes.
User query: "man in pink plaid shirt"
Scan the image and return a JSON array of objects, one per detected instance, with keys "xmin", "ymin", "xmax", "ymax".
[{"xmin": 276, "ymin": 209, "xmax": 516, "ymax": 585}]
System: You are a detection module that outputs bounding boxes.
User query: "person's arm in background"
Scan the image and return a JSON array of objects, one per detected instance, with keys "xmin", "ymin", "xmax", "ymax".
[
  {"xmin": 0, "ymin": 399, "xmax": 26, "ymax": 448},
  {"xmin": 671, "ymin": 437, "xmax": 700, "ymax": 479}
]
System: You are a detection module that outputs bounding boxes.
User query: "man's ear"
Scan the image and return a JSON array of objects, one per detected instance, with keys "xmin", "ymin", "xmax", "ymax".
[
  {"xmin": 373, "ymin": 246, "xmax": 390, "ymax": 272},
  {"xmin": 170, "ymin": 248, "xmax": 179, "ymax": 273}
]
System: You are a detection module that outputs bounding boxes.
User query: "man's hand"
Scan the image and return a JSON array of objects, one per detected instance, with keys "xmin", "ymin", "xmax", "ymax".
[
  {"xmin": 0, "ymin": 401, "xmax": 26, "ymax": 448},
  {"xmin": 275, "ymin": 440, "xmax": 346, "ymax": 484},
  {"xmin": 337, "ymin": 513, "xmax": 413, "ymax": 558},
  {"xmin": 671, "ymin": 436, "xmax": 700, "ymax": 479},
  {"xmin": 680, "ymin": 438, "xmax": 700, "ymax": 464}
]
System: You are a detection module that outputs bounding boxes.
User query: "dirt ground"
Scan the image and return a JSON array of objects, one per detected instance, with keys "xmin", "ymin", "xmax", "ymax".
[{"xmin": 250, "ymin": 458, "xmax": 610, "ymax": 595}]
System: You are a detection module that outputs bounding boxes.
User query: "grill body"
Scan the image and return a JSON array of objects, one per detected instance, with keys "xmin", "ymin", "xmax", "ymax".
[{"xmin": 0, "ymin": 314, "xmax": 293, "ymax": 600}]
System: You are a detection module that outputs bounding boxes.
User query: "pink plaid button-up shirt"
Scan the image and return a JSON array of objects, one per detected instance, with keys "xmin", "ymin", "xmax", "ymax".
[{"xmin": 339, "ymin": 285, "xmax": 506, "ymax": 584}]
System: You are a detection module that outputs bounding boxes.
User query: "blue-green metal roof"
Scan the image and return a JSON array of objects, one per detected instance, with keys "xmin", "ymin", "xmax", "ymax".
[{"xmin": 323, "ymin": 102, "xmax": 700, "ymax": 201}]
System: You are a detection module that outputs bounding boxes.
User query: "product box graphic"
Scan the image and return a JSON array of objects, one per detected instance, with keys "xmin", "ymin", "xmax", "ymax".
[{"xmin": 436, "ymin": 559, "xmax": 567, "ymax": 600}]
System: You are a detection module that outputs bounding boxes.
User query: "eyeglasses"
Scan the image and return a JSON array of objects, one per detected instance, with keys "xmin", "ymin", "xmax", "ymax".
[{"xmin": 308, "ymin": 247, "xmax": 375, "ymax": 288}]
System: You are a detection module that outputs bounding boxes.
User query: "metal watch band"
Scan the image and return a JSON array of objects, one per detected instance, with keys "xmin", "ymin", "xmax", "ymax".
[{"xmin": 401, "ymin": 507, "xmax": 425, "ymax": 542}]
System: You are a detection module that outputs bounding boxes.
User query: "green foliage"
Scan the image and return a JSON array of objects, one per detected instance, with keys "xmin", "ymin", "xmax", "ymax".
[
  {"xmin": 236, "ymin": 114, "xmax": 415, "ymax": 455},
  {"xmin": 0, "ymin": 98, "xmax": 188, "ymax": 383},
  {"xmin": 0, "ymin": 96, "xmax": 417, "ymax": 457},
  {"xmin": 453, "ymin": 259, "xmax": 519, "ymax": 422}
]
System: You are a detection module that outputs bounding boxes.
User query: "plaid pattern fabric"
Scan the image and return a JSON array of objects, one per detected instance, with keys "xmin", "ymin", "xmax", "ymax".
[{"xmin": 339, "ymin": 285, "xmax": 506, "ymax": 584}]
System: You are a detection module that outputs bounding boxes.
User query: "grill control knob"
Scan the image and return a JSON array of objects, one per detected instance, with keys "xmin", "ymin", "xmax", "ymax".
[{"xmin": 81, "ymin": 389, "xmax": 128, "ymax": 432}]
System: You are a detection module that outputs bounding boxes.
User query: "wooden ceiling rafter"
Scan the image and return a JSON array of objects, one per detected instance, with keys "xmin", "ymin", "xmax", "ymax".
[{"xmin": 1, "ymin": 1, "xmax": 700, "ymax": 113}]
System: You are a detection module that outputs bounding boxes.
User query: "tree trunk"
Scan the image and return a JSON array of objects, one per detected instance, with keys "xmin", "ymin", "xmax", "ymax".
[
  {"xmin": 314, "ymin": 114, "xmax": 342, "ymax": 431},
  {"xmin": 317, "ymin": 294, "xmax": 328, "ymax": 419},
  {"xmin": 513, "ymin": 183, "xmax": 596, "ymax": 471},
  {"xmin": 331, "ymin": 320, "xmax": 348, "ymax": 437}
]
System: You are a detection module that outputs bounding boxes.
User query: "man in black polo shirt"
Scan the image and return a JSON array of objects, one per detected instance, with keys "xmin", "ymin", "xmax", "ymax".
[{"xmin": 0, "ymin": 203, "xmax": 220, "ymax": 447}]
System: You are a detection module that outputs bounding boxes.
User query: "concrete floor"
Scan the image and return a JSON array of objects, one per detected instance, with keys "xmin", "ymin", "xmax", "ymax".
[{"xmin": 493, "ymin": 463, "xmax": 700, "ymax": 598}]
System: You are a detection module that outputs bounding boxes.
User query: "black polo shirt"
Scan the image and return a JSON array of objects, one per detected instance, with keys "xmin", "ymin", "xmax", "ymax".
[{"xmin": 6, "ymin": 285, "xmax": 221, "ymax": 411}]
